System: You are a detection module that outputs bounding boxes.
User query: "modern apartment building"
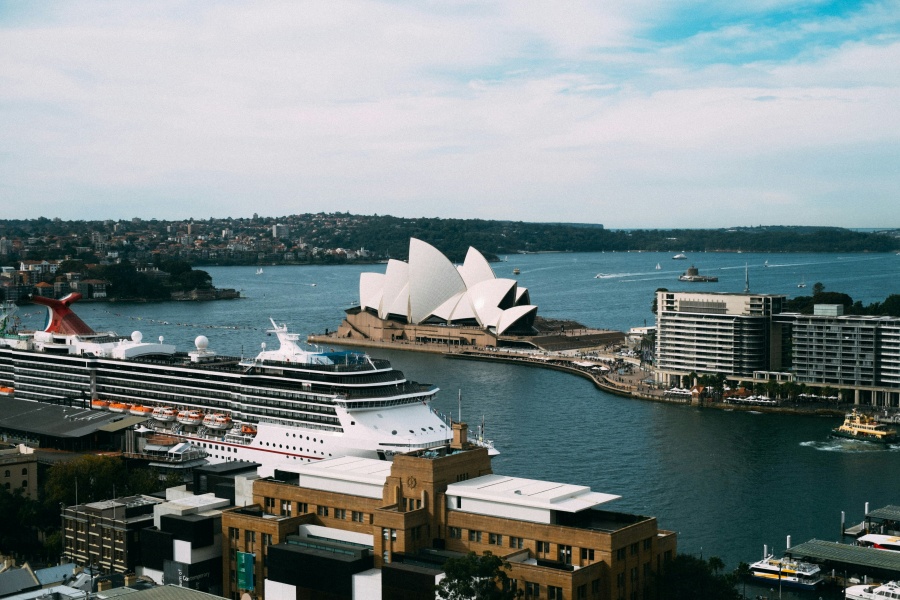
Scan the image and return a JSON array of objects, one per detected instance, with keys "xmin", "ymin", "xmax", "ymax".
[
  {"xmin": 655, "ymin": 292, "xmax": 900, "ymax": 407},
  {"xmin": 221, "ymin": 423, "xmax": 676, "ymax": 600},
  {"xmin": 654, "ymin": 291, "xmax": 784, "ymax": 383}
]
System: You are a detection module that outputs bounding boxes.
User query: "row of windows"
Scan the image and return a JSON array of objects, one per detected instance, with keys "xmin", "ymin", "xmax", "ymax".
[
  {"xmin": 448, "ymin": 528, "xmax": 597, "ymax": 565},
  {"xmin": 3, "ymin": 468, "xmax": 28, "ymax": 477}
]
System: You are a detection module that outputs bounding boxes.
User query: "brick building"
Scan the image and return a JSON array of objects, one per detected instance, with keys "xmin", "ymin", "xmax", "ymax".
[{"xmin": 221, "ymin": 423, "xmax": 676, "ymax": 600}]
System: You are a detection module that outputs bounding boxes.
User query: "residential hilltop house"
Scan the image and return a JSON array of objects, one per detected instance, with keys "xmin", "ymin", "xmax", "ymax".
[{"xmin": 221, "ymin": 423, "xmax": 676, "ymax": 600}]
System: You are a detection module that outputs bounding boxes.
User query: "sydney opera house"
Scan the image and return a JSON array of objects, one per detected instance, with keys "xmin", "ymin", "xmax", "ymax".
[{"xmin": 336, "ymin": 238, "xmax": 539, "ymax": 348}]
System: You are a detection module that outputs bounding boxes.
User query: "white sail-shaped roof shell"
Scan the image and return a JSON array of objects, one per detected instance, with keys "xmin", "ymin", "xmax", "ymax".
[
  {"xmin": 359, "ymin": 272, "xmax": 384, "ymax": 313},
  {"xmin": 358, "ymin": 239, "xmax": 539, "ymax": 334},
  {"xmin": 457, "ymin": 246, "xmax": 496, "ymax": 288},
  {"xmin": 496, "ymin": 304, "xmax": 538, "ymax": 335},
  {"xmin": 408, "ymin": 238, "xmax": 467, "ymax": 324},
  {"xmin": 380, "ymin": 260, "xmax": 410, "ymax": 320}
]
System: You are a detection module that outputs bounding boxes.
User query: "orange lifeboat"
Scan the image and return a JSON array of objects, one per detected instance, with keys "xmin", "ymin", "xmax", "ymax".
[
  {"xmin": 241, "ymin": 425, "xmax": 257, "ymax": 435},
  {"xmin": 0, "ymin": 386, "xmax": 14, "ymax": 396},
  {"xmin": 202, "ymin": 413, "xmax": 232, "ymax": 431},
  {"xmin": 152, "ymin": 406, "xmax": 177, "ymax": 422},
  {"xmin": 130, "ymin": 405, "xmax": 153, "ymax": 416},
  {"xmin": 91, "ymin": 399, "xmax": 109, "ymax": 410},
  {"xmin": 108, "ymin": 402, "xmax": 131, "ymax": 413},
  {"xmin": 177, "ymin": 410, "xmax": 204, "ymax": 426}
]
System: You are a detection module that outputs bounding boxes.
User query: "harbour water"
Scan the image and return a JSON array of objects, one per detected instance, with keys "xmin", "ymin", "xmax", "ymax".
[{"xmin": 15, "ymin": 251, "xmax": 900, "ymax": 578}]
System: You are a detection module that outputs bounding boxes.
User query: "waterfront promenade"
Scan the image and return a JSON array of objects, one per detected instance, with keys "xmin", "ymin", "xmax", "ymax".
[{"xmin": 307, "ymin": 330, "xmax": 846, "ymax": 416}]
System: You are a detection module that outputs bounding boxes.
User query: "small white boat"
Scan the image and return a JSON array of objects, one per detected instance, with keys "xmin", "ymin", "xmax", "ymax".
[
  {"xmin": 857, "ymin": 534, "xmax": 900, "ymax": 552},
  {"xmin": 798, "ymin": 276, "xmax": 806, "ymax": 288},
  {"xmin": 177, "ymin": 410, "xmax": 204, "ymax": 426},
  {"xmin": 655, "ymin": 263, "xmax": 661, "ymax": 270},
  {"xmin": 672, "ymin": 253, "xmax": 687, "ymax": 260},
  {"xmin": 152, "ymin": 406, "xmax": 177, "ymax": 422},
  {"xmin": 203, "ymin": 413, "xmax": 232, "ymax": 430},
  {"xmin": 846, "ymin": 580, "xmax": 900, "ymax": 600},
  {"xmin": 256, "ymin": 268, "xmax": 264, "ymax": 275}
]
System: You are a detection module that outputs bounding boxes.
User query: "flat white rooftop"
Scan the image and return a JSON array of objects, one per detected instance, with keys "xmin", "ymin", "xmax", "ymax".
[
  {"xmin": 272, "ymin": 456, "xmax": 392, "ymax": 498},
  {"xmin": 447, "ymin": 474, "xmax": 620, "ymax": 513}
]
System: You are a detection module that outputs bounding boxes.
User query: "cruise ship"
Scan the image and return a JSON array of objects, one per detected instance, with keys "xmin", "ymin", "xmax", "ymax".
[{"xmin": 1, "ymin": 295, "xmax": 492, "ymax": 473}]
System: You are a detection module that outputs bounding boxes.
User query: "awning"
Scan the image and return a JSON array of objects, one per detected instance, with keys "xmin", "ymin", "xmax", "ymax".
[{"xmin": 96, "ymin": 416, "xmax": 149, "ymax": 432}]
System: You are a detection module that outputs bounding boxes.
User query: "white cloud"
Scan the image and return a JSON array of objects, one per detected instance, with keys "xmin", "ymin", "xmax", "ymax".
[{"xmin": 0, "ymin": 1, "xmax": 897, "ymax": 227}]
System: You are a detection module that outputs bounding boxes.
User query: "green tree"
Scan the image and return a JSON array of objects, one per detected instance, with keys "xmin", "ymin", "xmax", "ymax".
[{"xmin": 435, "ymin": 551, "xmax": 522, "ymax": 599}]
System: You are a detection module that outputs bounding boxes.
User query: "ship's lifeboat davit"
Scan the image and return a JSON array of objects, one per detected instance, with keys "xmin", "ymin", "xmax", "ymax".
[
  {"xmin": 177, "ymin": 410, "xmax": 204, "ymax": 426},
  {"xmin": 152, "ymin": 406, "xmax": 177, "ymax": 422},
  {"xmin": 203, "ymin": 413, "xmax": 232, "ymax": 430}
]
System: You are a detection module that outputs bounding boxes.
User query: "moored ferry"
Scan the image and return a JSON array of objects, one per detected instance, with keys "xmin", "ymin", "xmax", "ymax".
[
  {"xmin": 749, "ymin": 554, "xmax": 824, "ymax": 589},
  {"xmin": 857, "ymin": 534, "xmax": 900, "ymax": 553},
  {"xmin": 0, "ymin": 294, "xmax": 493, "ymax": 474},
  {"xmin": 832, "ymin": 409, "xmax": 899, "ymax": 444},
  {"xmin": 845, "ymin": 580, "xmax": 900, "ymax": 600}
]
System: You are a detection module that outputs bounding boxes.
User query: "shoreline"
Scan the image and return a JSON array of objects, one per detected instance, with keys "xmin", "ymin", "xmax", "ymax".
[{"xmin": 306, "ymin": 333, "xmax": 847, "ymax": 417}]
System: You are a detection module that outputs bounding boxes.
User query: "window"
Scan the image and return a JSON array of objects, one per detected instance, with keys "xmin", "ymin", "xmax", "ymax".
[
  {"xmin": 643, "ymin": 538, "xmax": 652, "ymax": 551},
  {"xmin": 21, "ymin": 468, "xmax": 27, "ymax": 475},
  {"xmin": 577, "ymin": 584, "xmax": 587, "ymax": 599},
  {"xmin": 449, "ymin": 527, "xmax": 461, "ymax": 539},
  {"xmin": 264, "ymin": 497, "xmax": 275, "ymax": 513},
  {"xmin": 525, "ymin": 582, "xmax": 540, "ymax": 598},
  {"xmin": 261, "ymin": 533, "xmax": 272, "ymax": 547},
  {"xmin": 3, "ymin": 470, "xmax": 8, "ymax": 477},
  {"xmin": 246, "ymin": 530, "xmax": 256, "ymax": 543},
  {"xmin": 536, "ymin": 540, "xmax": 550, "ymax": 555},
  {"xmin": 317, "ymin": 505, "xmax": 329, "ymax": 517},
  {"xmin": 548, "ymin": 586, "xmax": 563, "ymax": 600},
  {"xmin": 468, "ymin": 530, "xmax": 482, "ymax": 543},
  {"xmin": 592, "ymin": 579, "xmax": 600, "ymax": 593},
  {"xmin": 489, "ymin": 533, "xmax": 503, "ymax": 545},
  {"xmin": 352, "ymin": 511, "xmax": 365, "ymax": 523},
  {"xmin": 616, "ymin": 548, "xmax": 626, "ymax": 560},
  {"xmin": 229, "ymin": 527, "xmax": 240, "ymax": 541},
  {"xmin": 581, "ymin": 548, "xmax": 595, "ymax": 561},
  {"xmin": 297, "ymin": 502, "xmax": 308, "ymax": 513},
  {"xmin": 630, "ymin": 566, "xmax": 638, "ymax": 583},
  {"xmin": 630, "ymin": 542, "xmax": 639, "ymax": 556},
  {"xmin": 617, "ymin": 573, "xmax": 625, "ymax": 588},
  {"xmin": 280, "ymin": 500, "xmax": 291, "ymax": 517},
  {"xmin": 644, "ymin": 562, "xmax": 651, "ymax": 579},
  {"xmin": 558, "ymin": 544, "xmax": 572, "ymax": 564},
  {"xmin": 509, "ymin": 536, "xmax": 523, "ymax": 549},
  {"xmin": 334, "ymin": 508, "xmax": 346, "ymax": 519}
]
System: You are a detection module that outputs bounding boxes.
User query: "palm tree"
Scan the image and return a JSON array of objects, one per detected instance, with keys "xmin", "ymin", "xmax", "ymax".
[{"xmin": 733, "ymin": 561, "xmax": 751, "ymax": 598}]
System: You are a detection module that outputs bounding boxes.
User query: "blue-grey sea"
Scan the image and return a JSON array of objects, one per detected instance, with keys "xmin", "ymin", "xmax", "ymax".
[{"xmin": 17, "ymin": 251, "xmax": 900, "ymax": 588}]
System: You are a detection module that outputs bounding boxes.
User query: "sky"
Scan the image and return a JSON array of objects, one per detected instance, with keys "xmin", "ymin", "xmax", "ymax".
[{"xmin": 1, "ymin": 1, "xmax": 898, "ymax": 229}]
